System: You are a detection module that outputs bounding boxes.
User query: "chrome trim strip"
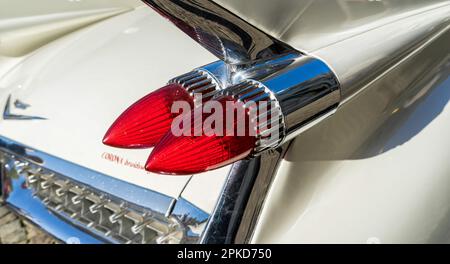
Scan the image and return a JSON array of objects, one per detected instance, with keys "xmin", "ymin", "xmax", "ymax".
[
  {"xmin": 0, "ymin": 136, "xmax": 172, "ymax": 214},
  {"xmin": 3, "ymin": 95, "xmax": 47, "ymax": 120},
  {"xmin": 142, "ymin": 0, "xmax": 295, "ymax": 65},
  {"xmin": 1, "ymin": 154, "xmax": 185, "ymax": 243},
  {"xmin": 1, "ymin": 158, "xmax": 103, "ymax": 244},
  {"xmin": 233, "ymin": 146, "xmax": 290, "ymax": 243},
  {"xmin": 171, "ymin": 198, "xmax": 209, "ymax": 241},
  {"xmin": 200, "ymin": 145, "xmax": 288, "ymax": 243},
  {"xmin": 221, "ymin": 80, "xmax": 285, "ymax": 153},
  {"xmin": 0, "ymin": 136, "xmax": 209, "ymax": 243}
]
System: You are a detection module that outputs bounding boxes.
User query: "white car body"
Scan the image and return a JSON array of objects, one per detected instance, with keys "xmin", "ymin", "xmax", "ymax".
[{"xmin": 0, "ymin": 0, "xmax": 449, "ymax": 243}]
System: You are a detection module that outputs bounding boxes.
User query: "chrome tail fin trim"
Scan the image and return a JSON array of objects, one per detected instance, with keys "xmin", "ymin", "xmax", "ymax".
[{"xmin": 142, "ymin": 0, "xmax": 295, "ymax": 65}]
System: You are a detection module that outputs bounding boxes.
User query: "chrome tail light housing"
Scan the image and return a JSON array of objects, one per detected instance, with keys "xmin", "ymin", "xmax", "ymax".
[
  {"xmin": 224, "ymin": 56, "xmax": 341, "ymax": 151},
  {"xmin": 145, "ymin": 55, "xmax": 340, "ymax": 175}
]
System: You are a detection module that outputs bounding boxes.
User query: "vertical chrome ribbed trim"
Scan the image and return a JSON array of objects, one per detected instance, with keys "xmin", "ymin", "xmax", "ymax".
[
  {"xmin": 221, "ymin": 80, "xmax": 285, "ymax": 153},
  {"xmin": 170, "ymin": 69, "xmax": 221, "ymax": 101}
]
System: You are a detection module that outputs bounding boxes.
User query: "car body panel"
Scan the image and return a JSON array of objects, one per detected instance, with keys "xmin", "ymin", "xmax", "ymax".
[
  {"xmin": 251, "ymin": 5, "xmax": 450, "ymax": 243},
  {"xmin": 214, "ymin": 0, "xmax": 448, "ymax": 52},
  {"xmin": 0, "ymin": 0, "xmax": 143, "ymax": 58}
]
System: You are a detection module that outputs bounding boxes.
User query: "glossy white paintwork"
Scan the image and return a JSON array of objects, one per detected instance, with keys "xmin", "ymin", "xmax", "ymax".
[
  {"xmin": 0, "ymin": 6, "xmax": 227, "ymax": 212},
  {"xmin": 181, "ymin": 166, "xmax": 231, "ymax": 213},
  {"xmin": 314, "ymin": 3, "xmax": 450, "ymax": 99},
  {"xmin": 0, "ymin": 8, "xmax": 130, "ymax": 57},
  {"xmin": 251, "ymin": 4, "xmax": 450, "ymax": 243},
  {"xmin": 0, "ymin": 0, "xmax": 143, "ymax": 57},
  {"xmin": 0, "ymin": 1, "xmax": 142, "ymax": 86}
]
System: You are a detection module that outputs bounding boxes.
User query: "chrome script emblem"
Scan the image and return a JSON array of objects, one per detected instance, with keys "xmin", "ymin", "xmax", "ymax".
[{"xmin": 3, "ymin": 95, "xmax": 46, "ymax": 120}]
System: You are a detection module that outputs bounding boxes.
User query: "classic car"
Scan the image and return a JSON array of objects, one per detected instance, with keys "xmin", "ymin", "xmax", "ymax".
[{"xmin": 0, "ymin": 0, "xmax": 449, "ymax": 244}]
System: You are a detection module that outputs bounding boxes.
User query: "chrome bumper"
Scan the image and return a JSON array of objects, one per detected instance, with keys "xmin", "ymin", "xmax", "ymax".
[{"xmin": 0, "ymin": 136, "xmax": 208, "ymax": 244}]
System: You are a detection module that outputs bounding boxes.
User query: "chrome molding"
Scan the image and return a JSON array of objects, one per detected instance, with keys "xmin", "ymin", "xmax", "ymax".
[
  {"xmin": 219, "ymin": 55, "xmax": 341, "ymax": 153},
  {"xmin": 200, "ymin": 145, "xmax": 288, "ymax": 243},
  {"xmin": 254, "ymin": 56, "xmax": 341, "ymax": 142},
  {"xmin": 3, "ymin": 95, "xmax": 46, "ymax": 120},
  {"xmin": 142, "ymin": 0, "xmax": 295, "ymax": 65},
  {"xmin": 221, "ymin": 80, "xmax": 285, "ymax": 153},
  {"xmin": 170, "ymin": 69, "xmax": 220, "ymax": 101},
  {"xmin": 0, "ymin": 136, "xmax": 208, "ymax": 244}
]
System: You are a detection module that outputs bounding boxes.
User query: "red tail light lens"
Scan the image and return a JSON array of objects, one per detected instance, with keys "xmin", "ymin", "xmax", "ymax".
[
  {"xmin": 103, "ymin": 84, "xmax": 192, "ymax": 148},
  {"xmin": 145, "ymin": 98, "xmax": 257, "ymax": 175}
]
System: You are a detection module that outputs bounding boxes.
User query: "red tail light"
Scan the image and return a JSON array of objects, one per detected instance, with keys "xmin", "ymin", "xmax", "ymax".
[
  {"xmin": 145, "ymin": 97, "xmax": 257, "ymax": 175},
  {"xmin": 103, "ymin": 70, "xmax": 220, "ymax": 148},
  {"xmin": 103, "ymin": 84, "xmax": 192, "ymax": 148}
]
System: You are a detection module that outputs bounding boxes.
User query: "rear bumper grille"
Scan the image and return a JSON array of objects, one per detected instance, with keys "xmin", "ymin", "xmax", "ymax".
[{"xmin": 0, "ymin": 136, "xmax": 208, "ymax": 244}]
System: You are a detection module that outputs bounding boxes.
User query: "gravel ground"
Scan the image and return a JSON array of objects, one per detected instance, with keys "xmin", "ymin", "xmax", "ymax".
[{"xmin": 0, "ymin": 205, "xmax": 57, "ymax": 244}]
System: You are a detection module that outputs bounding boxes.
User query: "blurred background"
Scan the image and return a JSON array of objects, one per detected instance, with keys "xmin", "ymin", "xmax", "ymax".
[{"xmin": 0, "ymin": 205, "xmax": 56, "ymax": 243}]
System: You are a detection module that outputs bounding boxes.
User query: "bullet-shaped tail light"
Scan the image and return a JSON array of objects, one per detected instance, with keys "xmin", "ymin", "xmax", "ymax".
[
  {"xmin": 145, "ymin": 56, "xmax": 341, "ymax": 175},
  {"xmin": 103, "ymin": 68, "xmax": 222, "ymax": 148},
  {"xmin": 145, "ymin": 96, "xmax": 259, "ymax": 175}
]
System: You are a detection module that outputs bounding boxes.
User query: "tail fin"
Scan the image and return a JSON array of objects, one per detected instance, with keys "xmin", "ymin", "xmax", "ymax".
[{"xmin": 142, "ymin": 0, "xmax": 295, "ymax": 65}]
